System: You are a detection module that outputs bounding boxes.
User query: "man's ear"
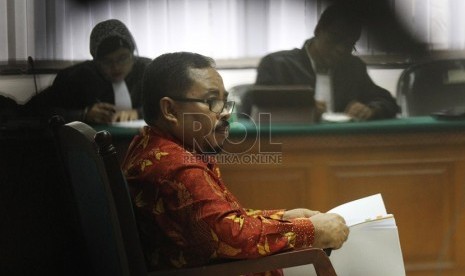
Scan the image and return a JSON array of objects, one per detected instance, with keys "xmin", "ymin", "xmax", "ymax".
[{"xmin": 159, "ymin": 97, "xmax": 178, "ymax": 124}]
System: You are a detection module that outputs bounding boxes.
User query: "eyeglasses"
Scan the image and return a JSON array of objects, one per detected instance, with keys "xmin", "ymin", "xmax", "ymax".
[
  {"xmin": 171, "ymin": 97, "xmax": 235, "ymax": 114},
  {"xmin": 98, "ymin": 53, "xmax": 133, "ymax": 68}
]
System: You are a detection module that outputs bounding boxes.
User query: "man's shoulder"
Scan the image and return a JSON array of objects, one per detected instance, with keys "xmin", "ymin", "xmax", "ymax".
[
  {"xmin": 347, "ymin": 55, "xmax": 365, "ymax": 65},
  {"xmin": 125, "ymin": 133, "xmax": 205, "ymax": 180},
  {"xmin": 261, "ymin": 48, "xmax": 304, "ymax": 64},
  {"xmin": 135, "ymin": 131, "xmax": 209, "ymax": 170},
  {"xmin": 134, "ymin": 56, "xmax": 152, "ymax": 66}
]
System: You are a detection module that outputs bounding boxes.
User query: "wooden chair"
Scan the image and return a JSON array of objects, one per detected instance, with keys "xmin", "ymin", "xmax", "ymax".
[
  {"xmin": 396, "ymin": 58, "xmax": 465, "ymax": 117},
  {"xmin": 51, "ymin": 117, "xmax": 336, "ymax": 276}
]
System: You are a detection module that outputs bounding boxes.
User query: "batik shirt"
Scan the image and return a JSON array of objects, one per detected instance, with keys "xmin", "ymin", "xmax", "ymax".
[{"xmin": 122, "ymin": 126, "xmax": 315, "ymax": 275}]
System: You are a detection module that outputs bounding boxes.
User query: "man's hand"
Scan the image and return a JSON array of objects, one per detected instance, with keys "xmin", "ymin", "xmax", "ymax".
[
  {"xmin": 345, "ymin": 101, "xmax": 374, "ymax": 121},
  {"xmin": 283, "ymin": 208, "xmax": 321, "ymax": 220},
  {"xmin": 85, "ymin": 103, "xmax": 116, "ymax": 124},
  {"xmin": 309, "ymin": 213, "xmax": 349, "ymax": 249},
  {"xmin": 113, "ymin": 109, "xmax": 139, "ymax": 122}
]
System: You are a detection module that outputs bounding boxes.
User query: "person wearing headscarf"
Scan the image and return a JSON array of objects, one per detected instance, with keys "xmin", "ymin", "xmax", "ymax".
[{"xmin": 27, "ymin": 19, "xmax": 151, "ymax": 123}]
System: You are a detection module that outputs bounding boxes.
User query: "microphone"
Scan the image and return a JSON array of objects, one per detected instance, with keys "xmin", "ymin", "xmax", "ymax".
[
  {"xmin": 28, "ymin": 56, "xmax": 39, "ymax": 96},
  {"xmin": 27, "ymin": 56, "xmax": 34, "ymax": 68}
]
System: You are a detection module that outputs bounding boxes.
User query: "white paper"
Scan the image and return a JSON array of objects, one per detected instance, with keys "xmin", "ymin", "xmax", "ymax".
[
  {"xmin": 284, "ymin": 194, "xmax": 405, "ymax": 276},
  {"xmin": 329, "ymin": 216, "xmax": 405, "ymax": 276},
  {"xmin": 321, "ymin": 112, "xmax": 352, "ymax": 123},
  {"xmin": 111, "ymin": 119, "xmax": 147, "ymax": 128},
  {"xmin": 315, "ymin": 73, "xmax": 333, "ymax": 112},
  {"xmin": 328, "ymin": 193, "xmax": 388, "ymax": 226},
  {"xmin": 112, "ymin": 81, "xmax": 132, "ymax": 110}
]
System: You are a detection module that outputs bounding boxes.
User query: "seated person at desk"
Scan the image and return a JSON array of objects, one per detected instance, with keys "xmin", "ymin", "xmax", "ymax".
[
  {"xmin": 26, "ymin": 19, "xmax": 150, "ymax": 124},
  {"xmin": 121, "ymin": 52, "xmax": 349, "ymax": 275},
  {"xmin": 255, "ymin": 3, "xmax": 399, "ymax": 121}
]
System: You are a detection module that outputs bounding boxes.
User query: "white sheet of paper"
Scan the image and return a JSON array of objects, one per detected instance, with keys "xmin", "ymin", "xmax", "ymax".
[
  {"xmin": 284, "ymin": 194, "xmax": 405, "ymax": 276},
  {"xmin": 321, "ymin": 112, "xmax": 352, "ymax": 123},
  {"xmin": 329, "ymin": 216, "xmax": 405, "ymax": 276},
  {"xmin": 111, "ymin": 119, "xmax": 147, "ymax": 128},
  {"xmin": 328, "ymin": 193, "xmax": 387, "ymax": 226}
]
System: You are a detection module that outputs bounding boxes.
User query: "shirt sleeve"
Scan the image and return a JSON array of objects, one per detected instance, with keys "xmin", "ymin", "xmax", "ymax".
[
  {"xmin": 245, "ymin": 208, "xmax": 285, "ymax": 219},
  {"xmin": 157, "ymin": 167, "xmax": 315, "ymax": 260}
]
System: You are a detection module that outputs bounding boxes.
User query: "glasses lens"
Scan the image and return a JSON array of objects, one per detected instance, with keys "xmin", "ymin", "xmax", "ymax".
[
  {"xmin": 225, "ymin": 101, "xmax": 235, "ymax": 113},
  {"xmin": 210, "ymin": 100, "xmax": 235, "ymax": 114},
  {"xmin": 209, "ymin": 100, "xmax": 224, "ymax": 113}
]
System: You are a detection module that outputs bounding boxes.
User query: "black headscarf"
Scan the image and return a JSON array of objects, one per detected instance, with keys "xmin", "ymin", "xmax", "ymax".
[{"xmin": 89, "ymin": 19, "xmax": 136, "ymax": 59}]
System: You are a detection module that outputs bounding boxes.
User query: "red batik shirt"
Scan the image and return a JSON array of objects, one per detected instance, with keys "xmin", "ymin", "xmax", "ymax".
[{"xmin": 122, "ymin": 126, "xmax": 315, "ymax": 275}]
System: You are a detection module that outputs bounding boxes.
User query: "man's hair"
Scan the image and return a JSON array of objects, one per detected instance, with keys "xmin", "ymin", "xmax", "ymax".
[
  {"xmin": 142, "ymin": 52, "xmax": 216, "ymax": 125},
  {"xmin": 314, "ymin": 3, "xmax": 362, "ymax": 44}
]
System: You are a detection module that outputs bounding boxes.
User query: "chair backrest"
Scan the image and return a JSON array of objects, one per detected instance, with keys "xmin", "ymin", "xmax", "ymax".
[
  {"xmin": 51, "ymin": 117, "xmax": 147, "ymax": 276},
  {"xmin": 229, "ymin": 84, "xmax": 317, "ymax": 124},
  {"xmin": 396, "ymin": 59, "xmax": 465, "ymax": 117}
]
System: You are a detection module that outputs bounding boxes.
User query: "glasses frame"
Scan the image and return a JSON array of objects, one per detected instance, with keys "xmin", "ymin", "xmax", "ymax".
[{"xmin": 170, "ymin": 97, "xmax": 235, "ymax": 114}]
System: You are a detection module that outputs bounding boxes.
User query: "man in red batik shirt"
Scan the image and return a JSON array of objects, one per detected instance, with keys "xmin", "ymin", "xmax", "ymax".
[{"xmin": 121, "ymin": 52, "xmax": 349, "ymax": 275}]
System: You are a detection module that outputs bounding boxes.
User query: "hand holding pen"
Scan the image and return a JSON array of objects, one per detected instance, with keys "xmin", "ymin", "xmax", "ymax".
[
  {"xmin": 84, "ymin": 101, "xmax": 116, "ymax": 124},
  {"xmin": 112, "ymin": 109, "xmax": 139, "ymax": 122}
]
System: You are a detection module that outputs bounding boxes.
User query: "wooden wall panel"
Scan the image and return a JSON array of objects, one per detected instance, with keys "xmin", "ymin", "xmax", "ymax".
[
  {"xmin": 220, "ymin": 131, "xmax": 465, "ymax": 275},
  {"xmin": 327, "ymin": 160, "xmax": 455, "ymax": 268},
  {"xmin": 225, "ymin": 166, "xmax": 311, "ymax": 210}
]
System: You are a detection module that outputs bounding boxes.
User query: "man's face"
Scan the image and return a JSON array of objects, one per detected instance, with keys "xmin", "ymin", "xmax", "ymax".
[
  {"xmin": 172, "ymin": 67, "xmax": 231, "ymax": 154},
  {"xmin": 313, "ymin": 25, "xmax": 358, "ymax": 69},
  {"xmin": 97, "ymin": 47, "xmax": 134, "ymax": 83}
]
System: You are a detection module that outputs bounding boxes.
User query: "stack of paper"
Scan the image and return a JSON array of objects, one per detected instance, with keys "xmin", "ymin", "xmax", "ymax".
[
  {"xmin": 284, "ymin": 194, "xmax": 405, "ymax": 276},
  {"xmin": 328, "ymin": 194, "xmax": 405, "ymax": 276}
]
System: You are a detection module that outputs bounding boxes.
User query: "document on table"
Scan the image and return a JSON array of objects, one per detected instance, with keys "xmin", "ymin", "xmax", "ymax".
[{"xmin": 111, "ymin": 119, "xmax": 147, "ymax": 128}]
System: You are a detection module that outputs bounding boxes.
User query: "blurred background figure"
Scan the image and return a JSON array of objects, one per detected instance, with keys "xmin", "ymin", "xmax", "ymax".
[
  {"xmin": 255, "ymin": 1, "xmax": 401, "ymax": 121},
  {"xmin": 26, "ymin": 19, "xmax": 151, "ymax": 124}
]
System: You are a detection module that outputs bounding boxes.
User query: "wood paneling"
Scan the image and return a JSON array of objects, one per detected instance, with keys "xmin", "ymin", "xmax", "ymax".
[{"xmin": 220, "ymin": 131, "xmax": 465, "ymax": 275}]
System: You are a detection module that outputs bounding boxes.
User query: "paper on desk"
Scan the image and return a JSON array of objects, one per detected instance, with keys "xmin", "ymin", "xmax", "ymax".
[
  {"xmin": 111, "ymin": 119, "xmax": 147, "ymax": 128},
  {"xmin": 321, "ymin": 112, "xmax": 352, "ymax": 123}
]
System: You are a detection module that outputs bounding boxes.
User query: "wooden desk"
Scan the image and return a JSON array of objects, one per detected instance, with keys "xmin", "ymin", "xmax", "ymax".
[{"xmin": 98, "ymin": 117, "xmax": 465, "ymax": 276}]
